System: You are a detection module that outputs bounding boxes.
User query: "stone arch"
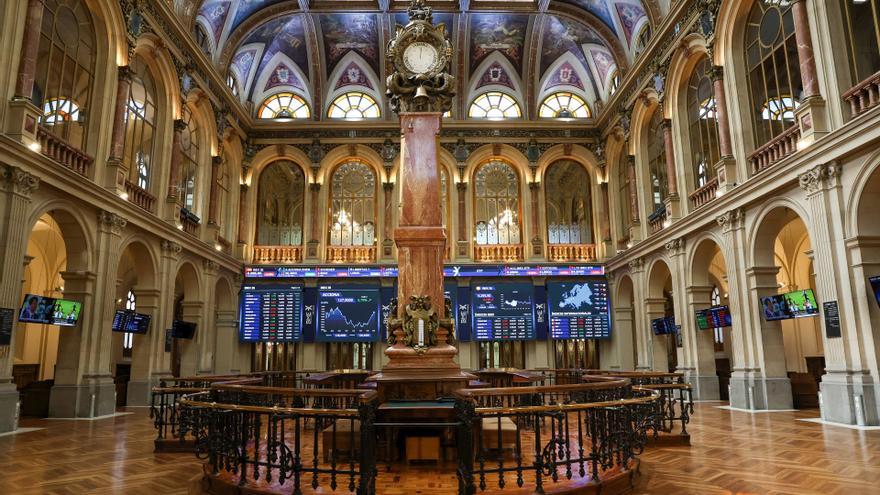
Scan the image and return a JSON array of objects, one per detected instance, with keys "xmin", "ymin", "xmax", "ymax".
[
  {"xmin": 172, "ymin": 259, "xmax": 203, "ymax": 377},
  {"xmin": 612, "ymin": 273, "xmax": 638, "ymax": 370},
  {"xmin": 645, "ymin": 256, "xmax": 676, "ymax": 372}
]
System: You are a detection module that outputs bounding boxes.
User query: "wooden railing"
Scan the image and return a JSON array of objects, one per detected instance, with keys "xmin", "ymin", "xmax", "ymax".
[
  {"xmin": 473, "ymin": 243, "xmax": 523, "ymax": 262},
  {"xmin": 546, "ymin": 243, "xmax": 597, "ymax": 262},
  {"xmin": 648, "ymin": 207, "xmax": 668, "ymax": 234},
  {"xmin": 326, "ymin": 245, "xmax": 376, "ymax": 263},
  {"xmin": 747, "ymin": 124, "xmax": 801, "ymax": 174},
  {"xmin": 253, "ymin": 245, "xmax": 303, "ymax": 264},
  {"xmin": 178, "ymin": 208, "xmax": 200, "ymax": 236},
  {"xmin": 124, "ymin": 180, "xmax": 156, "ymax": 212},
  {"xmin": 843, "ymin": 70, "xmax": 880, "ymax": 117},
  {"xmin": 36, "ymin": 126, "xmax": 93, "ymax": 176},
  {"xmin": 689, "ymin": 176, "xmax": 719, "ymax": 210}
]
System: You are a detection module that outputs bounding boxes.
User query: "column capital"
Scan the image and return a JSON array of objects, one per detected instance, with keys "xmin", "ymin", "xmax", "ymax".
[
  {"xmin": 382, "ymin": 181, "xmax": 394, "ymax": 192},
  {"xmin": 664, "ymin": 237, "xmax": 685, "ymax": 256},
  {"xmin": 309, "ymin": 182, "xmax": 321, "ymax": 193},
  {"xmin": 173, "ymin": 118, "xmax": 187, "ymax": 132},
  {"xmin": 708, "ymin": 65, "xmax": 723, "ymax": 82},
  {"xmin": 716, "ymin": 207, "xmax": 744, "ymax": 233},
  {"xmin": 212, "ymin": 155, "xmax": 223, "ymax": 166},
  {"xmin": 798, "ymin": 162, "xmax": 841, "ymax": 194},
  {"xmin": 97, "ymin": 209, "xmax": 127, "ymax": 235},
  {"xmin": 160, "ymin": 239, "xmax": 182, "ymax": 258},
  {"xmin": 202, "ymin": 258, "xmax": 219, "ymax": 274},
  {"xmin": 1, "ymin": 163, "xmax": 40, "ymax": 197},
  {"xmin": 117, "ymin": 65, "xmax": 133, "ymax": 84},
  {"xmin": 529, "ymin": 181, "xmax": 540, "ymax": 191},
  {"xmin": 456, "ymin": 181, "xmax": 468, "ymax": 192},
  {"xmin": 628, "ymin": 257, "xmax": 644, "ymax": 273}
]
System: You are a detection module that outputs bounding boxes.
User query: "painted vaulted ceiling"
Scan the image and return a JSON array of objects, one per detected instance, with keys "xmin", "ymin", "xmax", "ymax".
[{"xmin": 176, "ymin": 0, "xmax": 661, "ymax": 120}]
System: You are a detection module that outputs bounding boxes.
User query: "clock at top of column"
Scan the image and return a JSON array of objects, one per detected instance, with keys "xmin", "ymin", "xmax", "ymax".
[{"xmin": 386, "ymin": 0, "xmax": 456, "ymax": 114}]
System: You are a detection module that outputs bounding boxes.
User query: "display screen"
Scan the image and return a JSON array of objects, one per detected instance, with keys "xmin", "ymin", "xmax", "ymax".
[
  {"xmin": 244, "ymin": 264, "xmax": 605, "ymax": 278},
  {"xmin": 761, "ymin": 289, "xmax": 819, "ymax": 321},
  {"xmin": 239, "ymin": 284, "xmax": 303, "ymax": 342},
  {"xmin": 695, "ymin": 305, "xmax": 732, "ymax": 330},
  {"xmin": 317, "ymin": 287, "xmax": 381, "ymax": 342},
  {"xmin": 471, "ymin": 283, "xmax": 536, "ymax": 341},
  {"xmin": 172, "ymin": 320, "xmax": 197, "ymax": 339},
  {"xmin": 547, "ymin": 281, "xmax": 611, "ymax": 339},
  {"xmin": 112, "ymin": 310, "xmax": 151, "ymax": 334},
  {"xmin": 19, "ymin": 294, "xmax": 55, "ymax": 324},
  {"xmin": 52, "ymin": 299, "xmax": 82, "ymax": 327},
  {"xmin": 870, "ymin": 276, "xmax": 880, "ymax": 307},
  {"xmin": 652, "ymin": 316, "xmax": 676, "ymax": 335}
]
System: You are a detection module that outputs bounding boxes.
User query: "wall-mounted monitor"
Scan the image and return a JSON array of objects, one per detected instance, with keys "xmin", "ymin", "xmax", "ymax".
[
  {"xmin": 112, "ymin": 309, "xmax": 151, "ymax": 334},
  {"xmin": 471, "ymin": 283, "xmax": 536, "ymax": 341},
  {"xmin": 695, "ymin": 305, "xmax": 732, "ymax": 330},
  {"xmin": 18, "ymin": 294, "xmax": 55, "ymax": 324},
  {"xmin": 317, "ymin": 286, "xmax": 381, "ymax": 342},
  {"xmin": 52, "ymin": 299, "xmax": 82, "ymax": 327},
  {"xmin": 651, "ymin": 316, "xmax": 676, "ymax": 335},
  {"xmin": 761, "ymin": 289, "xmax": 819, "ymax": 321},
  {"xmin": 870, "ymin": 276, "xmax": 880, "ymax": 307},
  {"xmin": 172, "ymin": 320, "xmax": 197, "ymax": 339},
  {"xmin": 547, "ymin": 281, "xmax": 611, "ymax": 339},
  {"xmin": 239, "ymin": 284, "xmax": 303, "ymax": 342}
]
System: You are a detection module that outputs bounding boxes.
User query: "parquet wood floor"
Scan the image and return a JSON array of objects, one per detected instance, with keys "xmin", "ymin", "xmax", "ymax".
[{"xmin": 0, "ymin": 404, "xmax": 878, "ymax": 494}]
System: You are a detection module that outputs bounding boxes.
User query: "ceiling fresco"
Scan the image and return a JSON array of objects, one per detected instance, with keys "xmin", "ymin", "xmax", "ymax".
[{"xmin": 187, "ymin": 0, "xmax": 658, "ymax": 118}]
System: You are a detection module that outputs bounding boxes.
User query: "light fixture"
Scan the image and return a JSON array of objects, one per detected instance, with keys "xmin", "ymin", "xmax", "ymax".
[
  {"xmin": 214, "ymin": 243, "xmax": 222, "ymax": 252},
  {"xmin": 27, "ymin": 141, "xmax": 41, "ymax": 152},
  {"xmin": 120, "ymin": 192, "xmax": 129, "ymax": 200}
]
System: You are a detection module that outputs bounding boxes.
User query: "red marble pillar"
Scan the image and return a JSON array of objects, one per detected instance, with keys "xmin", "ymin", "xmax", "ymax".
[
  {"xmin": 14, "ymin": 0, "xmax": 44, "ymax": 99},
  {"xmin": 208, "ymin": 156, "xmax": 221, "ymax": 225},
  {"xmin": 237, "ymin": 184, "xmax": 248, "ymax": 244},
  {"xmin": 627, "ymin": 155, "xmax": 640, "ymax": 223},
  {"xmin": 600, "ymin": 182, "xmax": 611, "ymax": 241},
  {"xmin": 529, "ymin": 181, "xmax": 541, "ymax": 243},
  {"xmin": 791, "ymin": 0, "xmax": 819, "ymax": 98},
  {"xmin": 456, "ymin": 182, "xmax": 467, "ymax": 247},
  {"xmin": 308, "ymin": 182, "xmax": 321, "ymax": 244},
  {"xmin": 383, "ymin": 181, "xmax": 394, "ymax": 245},
  {"xmin": 662, "ymin": 119, "xmax": 678, "ymax": 196},
  {"xmin": 108, "ymin": 66, "xmax": 132, "ymax": 163},
  {"xmin": 166, "ymin": 119, "xmax": 185, "ymax": 200},
  {"xmin": 710, "ymin": 66, "xmax": 733, "ymax": 158},
  {"xmin": 395, "ymin": 113, "xmax": 446, "ymax": 318}
]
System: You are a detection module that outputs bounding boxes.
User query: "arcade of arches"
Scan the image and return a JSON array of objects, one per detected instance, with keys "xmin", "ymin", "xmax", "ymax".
[{"xmin": 2, "ymin": 0, "xmax": 880, "ymax": 494}]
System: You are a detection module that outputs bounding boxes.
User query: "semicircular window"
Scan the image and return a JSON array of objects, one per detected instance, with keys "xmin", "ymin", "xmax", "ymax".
[
  {"xmin": 468, "ymin": 92, "xmax": 522, "ymax": 120},
  {"xmin": 327, "ymin": 92, "xmax": 381, "ymax": 120},
  {"xmin": 539, "ymin": 92, "xmax": 591, "ymax": 119},
  {"xmin": 258, "ymin": 93, "xmax": 311, "ymax": 119}
]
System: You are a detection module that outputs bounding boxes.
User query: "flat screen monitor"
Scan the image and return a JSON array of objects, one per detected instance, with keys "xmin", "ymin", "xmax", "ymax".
[
  {"xmin": 239, "ymin": 284, "xmax": 303, "ymax": 342},
  {"xmin": 761, "ymin": 289, "xmax": 819, "ymax": 321},
  {"xmin": 871, "ymin": 276, "xmax": 880, "ymax": 307},
  {"xmin": 317, "ymin": 286, "xmax": 381, "ymax": 342},
  {"xmin": 18, "ymin": 294, "xmax": 55, "ymax": 324},
  {"xmin": 651, "ymin": 316, "xmax": 676, "ymax": 335},
  {"xmin": 51, "ymin": 299, "xmax": 82, "ymax": 327},
  {"xmin": 547, "ymin": 281, "xmax": 611, "ymax": 339},
  {"xmin": 695, "ymin": 305, "xmax": 732, "ymax": 330},
  {"xmin": 112, "ymin": 309, "xmax": 151, "ymax": 334},
  {"xmin": 471, "ymin": 283, "xmax": 536, "ymax": 341},
  {"xmin": 172, "ymin": 320, "xmax": 197, "ymax": 339}
]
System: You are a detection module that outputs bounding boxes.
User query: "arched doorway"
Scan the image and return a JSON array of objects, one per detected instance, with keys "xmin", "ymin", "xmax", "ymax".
[
  {"xmin": 749, "ymin": 206, "xmax": 822, "ymax": 410},
  {"xmin": 213, "ymin": 277, "xmax": 247, "ymax": 374},
  {"xmin": 172, "ymin": 262, "xmax": 201, "ymax": 377},
  {"xmin": 646, "ymin": 259, "xmax": 678, "ymax": 372},
  {"xmin": 602, "ymin": 275, "xmax": 637, "ymax": 371},
  {"xmin": 688, "ymin": 238, "xmax": 730, "ymax": 400}
]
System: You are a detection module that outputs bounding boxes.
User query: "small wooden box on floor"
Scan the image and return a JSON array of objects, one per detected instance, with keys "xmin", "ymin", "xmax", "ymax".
[{"xmin": 406, "ymin": 436, "xmax": 440, "ymax": 464}]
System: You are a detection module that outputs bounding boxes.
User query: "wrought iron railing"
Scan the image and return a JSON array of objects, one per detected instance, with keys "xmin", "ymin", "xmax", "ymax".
[
  {"xmin": 454, "ymin": 376, "xmax": 662, "ymax": 494},
  {"xmin": 177, "ymin": 385, "xmax": 378, "ymax": 494}
]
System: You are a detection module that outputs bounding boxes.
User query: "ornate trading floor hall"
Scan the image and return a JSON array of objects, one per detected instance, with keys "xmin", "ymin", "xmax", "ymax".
[{"xmin": 3, "ymin": 0, "xmax": 880, "ymax": 493}]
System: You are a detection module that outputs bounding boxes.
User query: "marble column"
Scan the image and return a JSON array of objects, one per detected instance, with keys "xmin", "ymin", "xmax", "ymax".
[
  {"xmin": 237, "ymin": 184, "xmax": 248, "ymax": 244},
  {"xmin": 456, "ymin": 182, "xmax": 468, "ymax": 259},
  {"xmin": 208, "ymin": 156, "xmax": 221, "ymax": 226},
  {"xmin": 178, "ymin": 300, "xmax": 204, "ymax": 377},
  {"xmin": 661, "ymin": 119, "xmax": 678, "ymax": 196},
  {"xmin": 151, "ymin": 240, "xmax": 181, "ymax": 378},
  {"xmin": 710, "ymin": 66, "xmax": 733, "ymax": 158},
  {"xmin": 166, "ymin": 119, "xmax": 186, "ymax": 202},
  {"xmin": 106, "ymin": 66, "xmax": 132, "ymax": 191},
  {"xmin": 528, "ymin": 181, "xmax": 542, "ymax": 257},
  {"xmin": 645, "ymin": 297, "xmax": 669, "ymax": 372},
  {"xmin": 382, "ymin": 181, "xmax": 394, "ymax": 260},
  {"xmin": 306, "ymin": 182, "xmax": 321, "ymax": 260},
  {"xmin": 599, "ymin": 182, "xmax": 611, "ymax": 242},
  {"xmin": 791, "ymin": 0, "xmax": 819, "ymax": 98},
  {"xmin": 49, "ymin": 210, "xmax": 126, "ymax": 418},
  {"xmin": 684, "ymin": 285, "xmax": 720, "ymax": 400},
  {"xmin": 0, "ymin": 164, "xmax": 39, "ymax": 432},
  {"xmin": 125, "ymin": 289, "xmax": 160, "ymax": 406},
  {"xmin": 13, "ymin": 0, "xmax": 44, "ymax": 100}
]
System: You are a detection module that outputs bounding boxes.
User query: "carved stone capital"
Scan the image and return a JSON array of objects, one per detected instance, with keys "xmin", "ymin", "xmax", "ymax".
[
  {"xmin": 716, "ymin": 208, "xmax": 745, "ymax": 233},
  {"xmin": 309, "ymin": 182, "xmax": 321, "ymax": 193},
  {"xmin": 628, "ymin": 257, "xmax": 644, "ymax": 273},
  {"xmin": 1, "ymin": 164, "xmax": 40, "ymax": 197},
  {"xmin": 456, "ymin": 181, "xmax": 467, "ymax": 193},
  {"xmin": 203, "ymin": 258, "xmax": 219, "ymax": 274},
  {"xmin": 664, "ymin": 237, "xmax": 685, "ymax": 256},
  {"xmin": 97, "ymin": 209, "xmax": 127, "ymax": 235},
  {"xmin": 161, "ymin": 240, "xmax": 182, "ymax": 257},
  {"xmin": 383, "ymin": 182, "xmax": 394, "ymax": 193},
  {"xmin": 798, "ymin": 162, "xmax": 842, "ymax": 194}
]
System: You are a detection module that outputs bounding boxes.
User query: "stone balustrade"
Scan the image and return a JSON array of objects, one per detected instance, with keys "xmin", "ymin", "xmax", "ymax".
[
  {"xmin": 747, "ymin": 124, "xmax": 801, "ymax": 174},
  {"xmin": 843, "ymin": 70, "xmax": 880, "ymax": 118},
  {"xmin": 325, "ymin": 245, "xmax": 376, "ymax": 263},
  {"xmin": 124, "ymin": 180, "xmax": 156, "ymax": 212},
  {"xmin": 546, "ymin": 243, "xmax": 597, "ymax": 262},
  {"xmin": 688, "ymin": 177, "xmax": 719, "ymax": 210},
  {"xmin": 36, "ymin": 126, "xmax": 93, "ymax": 177},
  {"xmin": 253, "ymin": 245, "xmax": 303, "ymax": 264},
  {"xmin": 473, "ymin": 243, "xmax": 524, "ymax": 262}
]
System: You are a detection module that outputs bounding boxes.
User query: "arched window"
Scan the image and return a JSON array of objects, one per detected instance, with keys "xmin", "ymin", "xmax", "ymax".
[
  {"xmin": 226, "ymin": 72, "xmax": 239, "ymax": 97},
  {"xmin": 609, "ymin": 70, "xmax": 620, "ymax": 96},
  {"xmin": 123, "ymin": 57, "xmax": 158, "ymax": 191},
  {"xmin": 194, "ymin": 23, "xmax": 211, "ymax": 55},
  {"xmin": 473, "ymin": 160, "xmax": 521, "ymax": 245},
  {"xmin": 539, "ymin": 92, "xmax": 591, "ymax": 119},
  {"xmin": 840, "ymin": 0, "xmax": 880, "ymax": 86},
  {"xmin": 329, "ymin": 161, "xmax": 377, "ymax": 246},
  {"xmin": 617, "ymin": 154, "xmax": 632, "ymax": 242},
  {"xmin": 544, "ymin": 160, "xmax": 592, "ymax": 245},
  {"xmin": 179, "ymin": 106, "xmax": 200, "ymax": 213},
  {"xmin": 328, "ymin": 92, "xmax": 381, "ymax": 120},
  {"xmin": 123, "ymin": 289, "xmax": 136, "ymax": 351},
  {"xmin": 634, "ymin": 24, "xmax": 651, "ymax": 55},
  {"xmin": 646, "ymin": 108, "xmax": 668, "ymax": 213},
  {"xmin": 687, "ymin": 58, "xmax": 720, "ymax": 189},
  {"xmin": 258, "ymin": 93, "xmax": 311, "ymax": 119},
  {"xmin": 256, "ymin": 160, "xmax": 306, "ymax": 246},
  {"xmin": 468, "ymin": 92, "xmax": 522, "ymax": 120},
  {"xmin": 34, "ymin": 0, "xmax": 96, "ymax": 150},
  {"xmin": 745, "ymin": 1, "xmax": 802, "ymax": 147}
]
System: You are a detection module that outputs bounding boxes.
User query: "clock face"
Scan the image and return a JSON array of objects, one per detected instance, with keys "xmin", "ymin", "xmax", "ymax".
[{"xmin": 402, "ymin": 41, "xmax": 438, "ymax": 75}]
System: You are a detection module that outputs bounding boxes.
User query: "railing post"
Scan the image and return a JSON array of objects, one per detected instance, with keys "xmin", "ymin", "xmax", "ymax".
[
  {"xmin": 357, "ymin": 400, "xmax": 377, "ymax": 495},
  {"xmin": 456, "ymin": 398, "xmax": 476, "ymax": 495}
]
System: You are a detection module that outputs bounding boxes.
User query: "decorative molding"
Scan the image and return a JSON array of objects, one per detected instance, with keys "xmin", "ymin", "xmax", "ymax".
[
  {"xmin": 1, "ymin": 164, "xmax": 40, "ymax": 197},
  {"xmin": 161, "ymin": 239, "xmax": 182, "ymax": 257},
  {"xmin": 664, "ymin": 237, "xmax": 685, "ymax": 256},
  {"xmin": 97, "ymin": 210, "xmax": 128, "ymax": 235},
  {"xmin": 203, "ymin": 259, "xmax": 219, "ymax": 273},
  {"xmin": 715, "ymin": 208, "xmax": 745, "ymax": 233},
  {"xmin": 798, "ymin": 162, "xmax": 842, "ymax": 194},
  {"xmin": 627, "ymin": 257, "xmax": 644, "ymax": 273}
]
